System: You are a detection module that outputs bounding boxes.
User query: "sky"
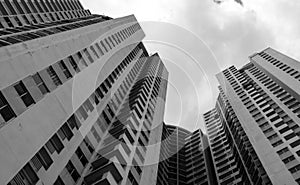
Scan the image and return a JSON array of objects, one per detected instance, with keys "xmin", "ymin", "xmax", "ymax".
[{"xmin": 80, "ymin": 0, "xmax": 300, "ymax": 132}]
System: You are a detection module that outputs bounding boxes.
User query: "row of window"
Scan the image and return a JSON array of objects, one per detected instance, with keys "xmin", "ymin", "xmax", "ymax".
[
  {"xmin": 0, "ymin": 0, "xmax": 84, "ymax": 16},
  {"xmin": 250, "ymin": 64, "xmax": 300, "ymax": 119},
  {"xmin": 220, "ymin": 68, "xmax": 272, "ymax": 184},
  {"xmin": 0, "ymin": 14, "xmax": 98, "ymax": 37},
  {"xmin": 226, "ymin": 67, "xmax": 285, "ymax": 147},
  {"xmin": 8, "ymin": 95, "xmax": 98, "ymax": 185},
  {"xmin": 8, "ymin": 128, "xmax": 92, "ymax": 185},
  {"xmin": 248, "ymin": 65, "xmax": 300, "ymax": 136},
  {"xmin": 80, "ymin": 46, "xmax": 158, "ymax": 184},
  {"xmin": 227, "ymin": 66, "xmax": 300, "ymax": 182},
  {"xmin": 223, "ymin": 88, "xmax": 270, "ymax": 184},
  {"xmin": 52, "ymin": 46, "xmax": 148, "ymax": 184},
  {"xmin": 9, "ymin": 53, "xmax": 143, "ymax": 184},
  {"xmin": 0, "ymin": 23, "xmax": 141, "ymax": 127},
  {"xmin": 258, "ymin": 52, "xmax": 300, "ymax": 82},
  {"xmin": 128, "ymin": 57, "xmax": 163, "ymax": 122},
  {"xmin": 81, "ymin": 52, "xmax": 151, "ymax": 184},
  {"xmin": 63, "ymin": 47, "xmax": 149, "ymax": 184},
  {"xmin": 83, "ymin": 54, "xmax": 166, "ymax": 185},
  {"xmin": 0, "ymin": 0, "xmax": 88, "ymax": 29},
  {"xmin": 7, "ymin": 41, "xmax": 147, "ymax": 185},
  {"xmin": 205, "ymin": 113, "xmax": 239, "ymax": 179},
  {"xmin": 245, "ymin": 65, "xmax": 300, "ymax": 182},
  {"xmin": 249, "ymin": 67, "xmax": 300, "ymax": 140},
  {"xmin": 0, "ymin": 9, "xmax": 90, "ymax": 29},
  {"xmin": 0, "ymin": 13, "xmax": 111, "ymax": 47}
]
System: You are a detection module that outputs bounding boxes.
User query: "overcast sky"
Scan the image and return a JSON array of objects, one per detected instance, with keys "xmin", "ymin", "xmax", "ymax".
[{"xmin": 81, "ymin": 0, "xmax": 300, "ymax": 132}]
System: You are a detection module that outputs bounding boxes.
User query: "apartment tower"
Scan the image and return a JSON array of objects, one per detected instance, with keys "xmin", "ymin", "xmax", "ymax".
[
  {"xmin": 0, "ymin": 0, "xmax": 172, "ymax": 184},
  {"xmin": 204, "ymin": 47, "xmax": 300, "ymax": 185},
  {"xmin": 156, "ymin": 124, "xmax": 217, "ymax": 185}
]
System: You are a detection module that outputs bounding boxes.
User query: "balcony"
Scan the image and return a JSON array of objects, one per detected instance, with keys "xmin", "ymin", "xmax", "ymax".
[
  {"xmin": 93, "ymin": 172, "xmax": 119, "ymax": 185},
  {"xmin": 84, "ymin": 160, "xmax": 124, "ymax": 184}
]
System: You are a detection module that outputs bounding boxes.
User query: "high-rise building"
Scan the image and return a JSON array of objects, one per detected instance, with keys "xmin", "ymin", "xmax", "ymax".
[
  {"xmin": 204, "ymin": 98, "xmax": 272, "ymax": 185},
  {"xmin": 81, "ymin": 52, "xmax": 169, "ymax": 185},
  {"xmin": 0, "ymin": 0, "xmax": 172, "ymax": 184},
  {"xmin": 156, "ymin": 124, "xmax": 217, "ymax": 185},
  {"xmin": 7, "ymin": 1, "xmax": 300, "ymax": 185},
  {"xmin": 204, "ymin": 47, "xmax": 300, "ymax": 185}
]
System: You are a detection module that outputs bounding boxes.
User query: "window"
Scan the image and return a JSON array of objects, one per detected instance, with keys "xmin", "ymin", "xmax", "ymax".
[
  {"xmin": 132, "ymin": 159, "xmax": 142, "ymax": 175},
  {"xmin": 284, "ymin": 133, "xmax": 296, "ymax": 141},
  {"xmin": 95, "ymin": 87, "xmax": 104, "ymax": 99},
  {"xmin": 57, "ymin": 128, "xmax": 66, "ymax": 140},
  {"xmin": 90, "ymin": 45, "xmax": 99, "ymax": 58},
  {"xmin": 54, "ymin": 176, "xmax": 65, "ymax": 185},
  {"xmin": 91, "ymin": 126, "xmax": 101, "ymax": 142},
  {"xmin": 117, "ymin": 32, "xmax": 123, "ymax": 41},
  {"xmin": 289, "ymin": 164, "xmax": 300, "ymax": 173},
  {"xmin": 46, "ymin": 139, "xmax": 56, "ymax": 154},
  {"xmin": 76, "ymin": 106, "xmax": 88, "ymax": 121},
  {"xmin": 84, "ymin": 137, "xmax": 94, "ymax": 153},
  {"xmin": 67, "ymin": 114, "xmax": 81, "ymax": 129},
  {"xmin": 95, "ymin": 43, "xmax": 104, "ymax": 56},
  {"xmin": 83, "ymin": 48, "xmax": 93, "ymax": 63},
  {"xmin": 37, "ymin": 147, "xmax": 53, "ymax": 170},
  {"xmin": 100, "ymin": 83, "xmax": 108, "ymax": 93},
  {"xmin": 104, "ymin": 38, "xmax": 112, "ymax": 49},
  {"xmin": 47, "ymin": 66, "xmax": 62, "ymax": 86},
  {"xmin": 108, "ymin": 36, "xmax": 115, "ymax": 47},
  {"xmin": 66, "ymin": 161, "xmax": 80, "ymax": 182},
  {"xmin": 90, "ymin": 93, "xmax": 99, "ymax": 105},
  {"xmin": 22, "ymin": 163, "xmax": 39, "ymax": 183},
  {"xmin": 50, "ymin": 134, "xmax": 64, "ymax": 154},
  {"xmin": 283, "ymin": 155, "xmax": 295, "ymax": 164},
  {"xmin": 8, "ymin": 163, "xmax": 39, "ymax": 185},
  {"xmin": 0, "ymin": 91, "xmax": 15, "ymax": 121},
  {"xmin": 75, "ymin": 147, "xmax": 88, "ymax": 166},
  {"xmin": 101, "ymin": 111, "xmax": 110, "ymax": 125},
  {"xmin": 68, "ymin": 56, "xmax": 80, "ymax": 73},
  {"xmin": 128, "ymin": 171, "xmax": 138, "ymax": 185},
  {"xmin": 58, "ymin": 60, "xmax": 72, "ymax": 79},
  {"xmin": 30, "ymin": 154, "xmax": 43, "ymax": 172},
  {"xmin": 32, "ymin": 73, "xmax": 49, "ymax": 95},
  {"xmin": 291, "ymin": 139, "xmax": 300, "ymax": 148},
  {"xmin": 14, "ymin": 81, "xmax": 35, "ymax": 107},
  {"xmin": 272, "ymin": 140, "xmax": 283, "ymax": 147},
  {"xmin": 100, "ymin": 40, "xmax": 108, "ymax": 52},
  {"xmin": 77, "ymin": 52, "xmax": 88, "ymax": 67},
  {"xmin": 83, "ymin": 99, "xmax": 94, "ymax": 113},
  {"xmin": 61, "ymin": 123, "xmax": 74, "ymax": 141},
  {"xmin": 112, "ymin": 34, "xmax": 119, "ymax": 44},
  {"xmin": 134, "ymin": 165, "xmax": 142, "ymax": 175}
]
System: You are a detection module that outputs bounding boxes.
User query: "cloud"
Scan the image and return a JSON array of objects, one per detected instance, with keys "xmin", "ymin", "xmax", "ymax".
[
  {"xmin": 181, "ymin": 0, "xmax": 276, "ymax": 69},
  {"xmin": 213, "ymin": 0, "xmax": 243, "ymax": 7},
  {"xmin": 244, "ymin": 0, "xmax": 300, "ymax": 60}
]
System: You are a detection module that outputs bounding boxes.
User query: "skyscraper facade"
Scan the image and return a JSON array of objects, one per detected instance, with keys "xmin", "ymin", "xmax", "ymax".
[
  {"xmin": 0, "ymin": 0, "xmax": 172, "ymax": 184},
  {"xmin": 204, "ymin": 95, "xmax": 272, "ymax": 185},
  {"xmin": 205, "ymin": 47, "xmax": 300, "ymax": 185},
  {"xmin": 82, "ymin": 52, "xmax": 169, "ymax": 185},
  {"xmin": 156, "ymin": 124, "xmax": 217, "ymax": 185}
]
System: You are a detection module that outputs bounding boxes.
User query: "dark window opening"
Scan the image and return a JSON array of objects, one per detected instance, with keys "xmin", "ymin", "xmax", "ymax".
[
  {"xmin": 32, "ymin": 73, "xmax": 49, "ymax": 95},
  {"xmin": 0, "ymin": 91, "xmax": 16, "ymax": 122},
  {"xmin": 14, "ymin": 81, "xmax": 35, "ymax": 107}
]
